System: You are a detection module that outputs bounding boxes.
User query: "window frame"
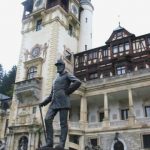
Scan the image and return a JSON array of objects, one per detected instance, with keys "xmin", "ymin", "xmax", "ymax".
[
  {"xmin": 116, "ymin": 66, "xmax": 126, "ymax": 75},
  {"xmin": 121, "ymin": 108, "xmax": 129, "ymax": 120},
  {"xmin": 112, "ymin": 43, "xmax": 130, "ymax": 55},
  {"xmin": 99, "ymin": 112, "xmax": 104, "ymax": 122},
  {"xmin": 113, "ymin": 46, "xmax": 118, "ymax": 54},
  {"xmin": 27, "ymin": 66, "xmax": 37, "ymax": 80},
  {"xmin": 103, "ymin": 49, "xmax": 108, "ymax": 57},
  {"xmin": 68, "ymin": 24, "xmax": 73, "ymax": 36},
  {"xmin": 125, "ymin": 42, "xmax": 130, "ymax": 50},
  {"xmin": 145, "ymin": 106, "xmax": 150, "ymax": 117},
  {"xmin": 142, "ymin": 134, "xmax": 150, "ymax": 148},
  {"xmin": 36, "ymin": 19, "xmax": 42, "ymax": 31},
  {"xmin": 89, "ymin": 72, "xmax": 98, "ymax": 80}
]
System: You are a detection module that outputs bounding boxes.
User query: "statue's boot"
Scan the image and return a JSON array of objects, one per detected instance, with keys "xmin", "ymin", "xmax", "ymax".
[
  {"xmin": 55, "ymin": 143, "xmax": 64, "ymax": 150},
  {"xmin": 40, "ymin": 144, "xmax": 53, "ymax": 149}
]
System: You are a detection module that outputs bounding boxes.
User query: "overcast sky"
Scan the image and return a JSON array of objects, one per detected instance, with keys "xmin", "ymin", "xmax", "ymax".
[{"xmin": 0, "ymin": 0, "xmax": 150, "ymax": 71}]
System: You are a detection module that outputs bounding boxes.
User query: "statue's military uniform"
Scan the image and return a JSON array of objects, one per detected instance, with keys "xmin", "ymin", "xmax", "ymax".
[{"xmin": 42, "ymin": 69, "xmax": 81, "ymax": 148}]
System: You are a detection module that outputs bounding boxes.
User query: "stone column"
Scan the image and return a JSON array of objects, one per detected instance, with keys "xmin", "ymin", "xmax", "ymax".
[
  {"xmin": 9, "ymin": 133, "xmax": 14, "ymax": 150},
  {"xmin": 103, "ymin": 93, "xmax": 109, "ymax": 127},
  {"xmin": 79, "ymin": 135, "xmax": 85, "ymax": 150},
  {"xmin": 80, "ymin": 95, "xmax": 87, "ymax": 128},
  {"xmin": 30, "ymin": 133, "xmax": 35, "ymax": 150},
  {"xmin": 6, "ymin": 134, "xmax": 12, "ymax": 150},
  {"xmin": 34, "ymin": 132, "xmax": 39, "ymax": 149},
  {"xmin": 128, "ymin": 88, "xmax": 135, "ymax": 125},
  {"xmin": 28, "ymin": 132, "xmax": 32, "ymax": 150}
]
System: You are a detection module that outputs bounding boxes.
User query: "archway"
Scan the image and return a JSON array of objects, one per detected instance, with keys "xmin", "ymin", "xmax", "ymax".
[
  {"xmin": 114, "ymin": 140, "xmax": 124, "ymax": 150},
  {"xmin": 18, "ymin": 136, "xmax": 28, "ymax": 150}
]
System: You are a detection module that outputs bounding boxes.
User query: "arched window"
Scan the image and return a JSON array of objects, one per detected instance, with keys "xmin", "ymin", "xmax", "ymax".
[
  {"xmin": 27, "ymin": 66, "xmax": 37, "ymax": 79},
  {"xmin": 18, "ymin": 136, "xmax": 28, "ymax": 150},
  {"xmin": 114, "ymin": 140, "xmax": 124, "ymax": 150}
]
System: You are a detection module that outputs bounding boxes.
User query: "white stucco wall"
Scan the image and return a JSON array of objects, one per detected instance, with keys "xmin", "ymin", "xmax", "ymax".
[{"xmin": 79, "ymin": 4, "xmax": 93, "ymax": 52}]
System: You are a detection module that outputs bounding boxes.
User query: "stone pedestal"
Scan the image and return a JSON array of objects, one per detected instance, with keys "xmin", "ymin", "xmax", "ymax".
[{"xmin": 36, "ymin": 148, "xmax": 68, "ymax": 150}]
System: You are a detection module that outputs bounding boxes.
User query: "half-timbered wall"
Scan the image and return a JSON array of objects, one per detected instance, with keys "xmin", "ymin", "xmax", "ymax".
[{"xmin": 74, "ymin": 33, "xmax": 150, "ymax": 81}]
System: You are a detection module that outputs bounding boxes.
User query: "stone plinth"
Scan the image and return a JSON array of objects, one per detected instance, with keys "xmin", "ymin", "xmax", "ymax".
[{"xmin": 36, "ymin": 148, "xmax": 68, "ymax": 150}]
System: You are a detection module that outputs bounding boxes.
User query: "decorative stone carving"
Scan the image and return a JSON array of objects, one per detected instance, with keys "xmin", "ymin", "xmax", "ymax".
[
  {"xmin": 15, "ymin": 78, "xmax": 42, "ymax": 103},
  {"xmin": 23, "ymin": 42, "xmax": 49, "ymax": 62},
  {"xmin": 24, "ymin": 49, "xmax": 30, "ymax": 61},
  {"xmin": 42, "ymin": 42, "xmax": 49, "ymax": 59}
]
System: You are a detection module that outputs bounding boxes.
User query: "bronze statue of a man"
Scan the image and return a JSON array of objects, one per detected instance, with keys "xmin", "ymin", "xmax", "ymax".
[{"xmin": 39, "ymin": 59, "xmax": 81, "ymax": 149}]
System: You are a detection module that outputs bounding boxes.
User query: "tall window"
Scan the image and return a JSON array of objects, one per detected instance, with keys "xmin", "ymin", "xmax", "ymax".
[
  {"xmin": 99, "ymin": 112, "xmax": 104, "ymax": 122},
  {"xmin": 145, "ymin": 106, "xmax": 150, "ymax": 117},
  {"xmin": 113, "ymin": 46, "xmax": 118, "ymax": 54},
  {"xmin": 27, "ymin": 66, "xmax": 37, "ymax": 79},
  {"xmin": 119, "ymin": 44, "xmax": 124, "ymax": 52},
  {"xmin": 33, "ymin": 107, "xmax": 37, "ymax": 114},
  {"xmin": 143, "ymin": 134, "xmax": 150, "ymax": 148},
  {"xmin": 116, "ymin": 66, "xmax": 126, "ymax": 75},
  {"xmin": 103, "ymin": 49, "xmax": 108, "ymax": 57},
  {"xmin": 125, "ymin": 43, "xmax": 130, "ymax": 50},
  {"xmin": 36, "ymin": 19, "xmax": 42, "ymax": 31},
  {"xmin": 69, "ymin": 24, "xmax": 73, "ymax": 36},
  {"xmin": 121, "ymin": 109, "xmax": 129, "ymax": 120}
]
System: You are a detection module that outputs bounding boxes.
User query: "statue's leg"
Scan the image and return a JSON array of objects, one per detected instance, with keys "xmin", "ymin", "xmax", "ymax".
[
  {"xmin": 45, "ymin": 108, "xmax": 58, "ymax": 147},
  {"xmin": 59, "ymin": 109, "xmax": 69, "ymax": 148}
]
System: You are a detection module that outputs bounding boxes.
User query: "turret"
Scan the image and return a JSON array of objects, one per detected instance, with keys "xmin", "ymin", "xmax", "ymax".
[{"xmin": 79, "ymin": 0, "xmax": 94, "ymax": 52}]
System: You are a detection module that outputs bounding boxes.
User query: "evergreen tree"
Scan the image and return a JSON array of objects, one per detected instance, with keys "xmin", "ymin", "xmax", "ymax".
[
  {"xmin": 0, "ymin": 64, "xmax": 3, "ymax": 85},
  {"xmin": 0, "ymin": 66, "xmax": 17, "ymax": 97}
]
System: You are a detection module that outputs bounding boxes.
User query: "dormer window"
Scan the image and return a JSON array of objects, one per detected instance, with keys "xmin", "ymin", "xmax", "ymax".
[{"xmin": 116, "ymin": 32, "xmax": 122, "ymax": 39}]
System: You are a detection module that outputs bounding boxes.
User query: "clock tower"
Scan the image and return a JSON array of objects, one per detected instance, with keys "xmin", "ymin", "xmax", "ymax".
[{"xmin": 7, "ymin": 0, "xmax": 93, "ymax": 150}]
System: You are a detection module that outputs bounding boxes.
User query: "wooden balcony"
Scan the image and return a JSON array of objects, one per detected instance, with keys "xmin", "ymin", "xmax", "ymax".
[{"xmin": 74, "ymin": 47, "xmax": 150, "ymax": 81}]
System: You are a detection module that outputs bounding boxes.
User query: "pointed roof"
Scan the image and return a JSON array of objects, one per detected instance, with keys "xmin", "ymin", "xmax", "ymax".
[
  {"xmin": 113, "ymin": 23, "xmax": 124, "ymax": 31},
  {"xmin": 106, "ymin": 24, "xmax": 135, "ymax": 44},
  {"xmin": 80, "ymin": 0, "xmax": 94, "ymax": 9}
]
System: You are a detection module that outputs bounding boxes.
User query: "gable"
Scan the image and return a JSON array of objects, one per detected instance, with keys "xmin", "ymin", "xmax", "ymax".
[{"xmin": 106, "ymin": 26, "xmax": 135, "ymax": 44}]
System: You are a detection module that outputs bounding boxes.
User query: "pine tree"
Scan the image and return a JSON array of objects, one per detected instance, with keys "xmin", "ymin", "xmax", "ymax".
[
  {"xmin": 0, "ymin": 66, "xmax": 17, "ymax": 97},
  {"xmin": 0, "ymin": 64, "xmax": 3, "ymax": 85}
]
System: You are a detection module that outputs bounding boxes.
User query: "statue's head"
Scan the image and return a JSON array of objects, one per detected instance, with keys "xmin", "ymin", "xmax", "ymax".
[{"xmin": 55, "ymin": 59, "xmax": 65, "ymax": 74}]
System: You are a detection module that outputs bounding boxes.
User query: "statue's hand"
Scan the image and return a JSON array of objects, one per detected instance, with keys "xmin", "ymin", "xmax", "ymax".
[
  {"xmin": 39, "ymin": 102, "xmax": 46, "ymax": 107},
  {"xmin": 39, "ymin": 97, "xmax": 51, "ymax": 107}
]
